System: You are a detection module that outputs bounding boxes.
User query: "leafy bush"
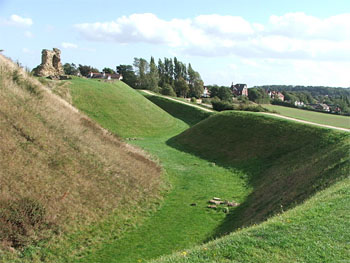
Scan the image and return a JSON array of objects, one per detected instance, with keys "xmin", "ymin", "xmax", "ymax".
[
  {"xmin": 211, "ymin": 100, "xmax": 234, "ymax": 111},
  {"xmin": 161, "ymin": 84, "xmax": 176, "ymax": 97},
  {"xmin": 201, "ymin": 98, "xmax": 211, "ymax": 104},
  {"xmin": 190, "ymin": 97, "xmax": 197, "ymax": 103}
]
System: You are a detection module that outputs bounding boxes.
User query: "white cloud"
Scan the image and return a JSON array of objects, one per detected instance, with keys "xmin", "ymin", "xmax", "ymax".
[
  {"xmin": 75, "ymin": 12, "xmax": 350, "ymax": 61},
  {"xmin": 24, "ymin": 30, "xmax": 33, "ymax": 38},
  {"xmin": 22, "ymin": 48, "xmax": 32, "ymax": 54},
  {"xmin": 8, "ymin": 14, "xmax": 33, "ymax": 27},
  {"xmin": 62, "ymin": 42, "xmax": 78, "ymax": 49}
]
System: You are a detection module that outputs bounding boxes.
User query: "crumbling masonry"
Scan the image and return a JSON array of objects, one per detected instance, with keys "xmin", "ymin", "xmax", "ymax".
[{"xmin": 33, "ymin": 48, "xmax": 64, "ymax": 78}]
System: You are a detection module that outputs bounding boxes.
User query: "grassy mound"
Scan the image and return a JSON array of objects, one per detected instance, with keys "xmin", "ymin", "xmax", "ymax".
[
  {"xmin": 69, "ymin": 78, "xmax": 182, "ymax": 138},
  {"xmin": 158, "ymin": 111, "xmax": 350, "ymax": 262},
  {"xmin": 169, "ymin": 111, "xmax": 349, "ymax": 231},
  {"xmin": 0, "ymin": 55, "xmax": 161, "ymax": 261}
]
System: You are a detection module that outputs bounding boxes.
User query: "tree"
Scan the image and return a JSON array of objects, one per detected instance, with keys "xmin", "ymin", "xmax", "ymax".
[
  {"xmin": 147, "ymin": 57, "xmax": 160, "ymax": 92},
  {"xmin": 164, "ymin": 58, "xmax": 174, "ymax": 86},
  {"xmin": 174, "ymin": 77, "xmax": 189, "ymax": 97},
  {"xmin": 158, "ymin": 58, "xmax": 166, "ymax": 88},
  {"xmin": 78, "ymin": 64, "xmax": 99, "ymax": 77},
  {"xmin": 217, "ymin": 87, "xmax": 233, "ymax": 101},
  {"xmin": 133, "ymin": 58, "xmax": 149, "ymax": 89},
  {"xmin": 117, "ymin": 64, "xmax": 137, "ymax": 88},
  {"xmin": 63, "ymin": 63, "xmax": 79, "ymax": 75},
  {"xmin": 161, "ymin": 83, "xmax": 176, "ymax": 96},
  {"xmin": 188, "ymin": 64, "xmax": 204, "ymax": 98},
  {"xmin": 102, "ymin": 67, "xmax": 115, "ymax": 74}
]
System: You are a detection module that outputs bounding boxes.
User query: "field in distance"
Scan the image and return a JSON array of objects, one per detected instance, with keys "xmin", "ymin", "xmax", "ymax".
[{"xmin": 263, "ymin": 104, "xmax": 350, "ymax": 129}]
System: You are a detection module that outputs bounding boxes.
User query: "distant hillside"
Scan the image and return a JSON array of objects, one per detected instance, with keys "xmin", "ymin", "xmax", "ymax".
[
  {"xmin": 253, "ymin": 85, "xmax": 350, "ymax": 113},
  {"xmin": 0, "ymin": 55, "xmax": 161, "ymax": 259},
  {"xmin": 68, "ymin": 77, "xmax": 183, "ymax": 138}
]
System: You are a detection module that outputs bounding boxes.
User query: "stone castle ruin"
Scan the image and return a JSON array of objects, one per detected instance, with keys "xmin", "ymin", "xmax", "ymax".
[{"xmin": 33, "ymin": 48, "xmax": 65, "ymax": 78}]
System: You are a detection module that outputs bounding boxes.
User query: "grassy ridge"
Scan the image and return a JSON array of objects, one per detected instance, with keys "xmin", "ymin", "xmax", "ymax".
[
  {"xmin": 0, "ymin": 56, "xmax": 162, "ymax": 262},
  {"xmin": 263, "ymin": 104, "xmax": 350, "ymax": 129},
  {"xmin": 155, "ymin": 111, "xmax": 350, "ymax": 262},
  {"xmin": 69, "ymin": 78, "xmax": 182, "ymax": 138},
  {"xmin": 170, "ymin": 111, "xmax": 350, "ymax": 232}
]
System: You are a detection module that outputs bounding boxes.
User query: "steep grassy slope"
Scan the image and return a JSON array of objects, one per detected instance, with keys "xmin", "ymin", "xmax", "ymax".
[
  {"xmin": 169, "ymin": 111, "xmax": 349, "ymax": 233},
  {"xmin": 69, "ymin": 77, "xmax": 183, "ymax": 138},
  {"xmin": 0, "ymin": 55, "xmax": 162, "ymax": 262}
]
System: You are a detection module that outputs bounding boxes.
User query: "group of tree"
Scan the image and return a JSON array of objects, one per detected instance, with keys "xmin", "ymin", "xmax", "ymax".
[
  {"xmin": 63, "ymin": 63, "xmax": 100, "ymax": 77},
  {"xmin": 63, "ymin": 63, "xmax": 117, "ymax": 77},
  {"xmin": 117, "ymin": 57, "xmax": 204, "ymax": 98}
]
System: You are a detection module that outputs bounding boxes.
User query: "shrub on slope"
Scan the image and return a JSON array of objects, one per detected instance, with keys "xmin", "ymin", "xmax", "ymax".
[
  {"xmin": 169, "ymin": 111, "xmax": 350, "ymax": 233},
  {"xmin": 0, "ymin": 55, "xmax": 161, "ymax": 252}
]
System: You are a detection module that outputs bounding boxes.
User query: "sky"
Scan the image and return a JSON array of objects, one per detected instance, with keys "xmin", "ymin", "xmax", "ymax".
[{"xmin": 1, "ymin": 0, "xmax": 350, "ymax": 87}]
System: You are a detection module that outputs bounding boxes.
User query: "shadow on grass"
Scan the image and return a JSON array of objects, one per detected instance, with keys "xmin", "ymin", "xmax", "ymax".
[
  {"xmin": 166, "ymin": 125, "xmax": 350, "ymax": 242},
  {"xmin": 143, "ymin": 94, "xmax": 212, "ymax": 126}
]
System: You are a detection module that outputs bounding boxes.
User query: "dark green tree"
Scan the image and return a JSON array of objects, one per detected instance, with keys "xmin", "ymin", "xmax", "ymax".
[
  {"xmin": 147, "ymin": 57, "xmax": 160, "ymax": 92},
  {"xmin": 63, "ymin": 63, "xmax": 79, "ymax": 75},
  {"xmin": 78, "ymin": 64, "xmax": 99, "ymax": 77},
  {"xmin": 102, "ymin": 67, "xmax": 115, "ymax": 74},
  {"xmin": 161, "ymin": 83, "xmax": 176, "ymax": 96},
  {"xmin": 174, "ymin": 77, "xmax": 189, "ymax": 97},
  {"xmin": 116, "ymin": 64, "xmax": 137, "ymax": 88},
  {"xmin": 133, "ymin": 58, "xmax": 149, "ymax": 89}
]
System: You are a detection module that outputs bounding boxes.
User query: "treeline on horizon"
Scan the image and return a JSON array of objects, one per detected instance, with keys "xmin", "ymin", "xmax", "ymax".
[
  {"xmin": 253, "ymin": 85, "xmax": 350, "ymax": 114},
  {"xmin": 63, "ymin": 57, "xmax": 204, "ymax": 98}
]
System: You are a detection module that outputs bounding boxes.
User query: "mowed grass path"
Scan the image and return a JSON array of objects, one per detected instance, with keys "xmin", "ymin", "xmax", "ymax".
[
  {"xmin": 263, "ymin": 104, "xmax": 350, "ymax": 129},
  {"xmin": 69, "ymin": 79, "xmax": 250, "ymax": 262}
]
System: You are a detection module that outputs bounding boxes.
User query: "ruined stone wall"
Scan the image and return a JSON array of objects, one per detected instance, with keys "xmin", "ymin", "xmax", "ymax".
[{"xmin": 33, "ymin": 48, "xmax": 64, "ymax": 77}]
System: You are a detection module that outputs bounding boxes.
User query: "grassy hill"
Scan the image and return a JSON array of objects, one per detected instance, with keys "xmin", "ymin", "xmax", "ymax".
[
  {"xmin": 69, "ymin": 77, "xmax": 183, "ymax": 138},
  {"xmin": 155, "ymin": 111, "xmax": 350, "ymax": 262},
  {"xmin": 0, "ymin": 55, "xmax": 162, "ymax": 262}
]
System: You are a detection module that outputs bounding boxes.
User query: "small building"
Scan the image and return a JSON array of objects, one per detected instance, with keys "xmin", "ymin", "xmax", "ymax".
[
  {"xmin": 202, "ymin": 86, "xmax": 211, "ymax": 98},
  {"xmin": 294, "ymin": 101, "xmax": 305, "ymax": 107},
  {"xmin": 316, "ymin": 103, "xmax": 330, "ymax": 112},
  {"xmin": 231, "ymin": 83, "xmax": 248, "ymax": 96},
  {"xmin": 268, "ymin": 90, "xmax": 284, "ymax": 101},
  {"xmin": 88, "ymin": 72, "xmax": 123, "ymax": 80}
]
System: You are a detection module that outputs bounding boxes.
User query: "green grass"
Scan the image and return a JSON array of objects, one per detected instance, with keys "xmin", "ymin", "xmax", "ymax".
[
  {"xmin": 170, "ymin": 111, "xmax": 350, "ymax": 233},
  {"xmin": 153, "ymin": 177, "xmax": 350, "ymax": 263},
  {"xmin": 68, "ymin": 85, "xmax": 248, "ymax": 262},
  {"xmin": 263, "ymin": 104, "xmax": 350, "ymax": 129},
  {"xmin": 68, "ymin": 80, "xmax": 349, "ymax": 263},
  {"xmin": 69, "ymin": 77, "xmax": 182, "ymax": 137},
  {"xmin": 140, "ymin": 92, "xmax": 212, "ymax": 126}
]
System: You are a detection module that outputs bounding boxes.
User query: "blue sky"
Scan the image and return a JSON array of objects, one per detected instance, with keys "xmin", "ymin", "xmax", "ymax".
[{"xmin": 1, "ymin": 0, "xmax": 350, "ymax": 87}]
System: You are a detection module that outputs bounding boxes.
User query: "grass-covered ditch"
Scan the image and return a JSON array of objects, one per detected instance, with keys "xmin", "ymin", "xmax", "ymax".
[{"xmin": 67, "ymin": 78, "xmax": 349, "ymax": 263}]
